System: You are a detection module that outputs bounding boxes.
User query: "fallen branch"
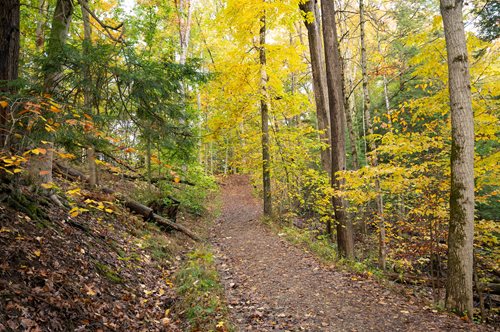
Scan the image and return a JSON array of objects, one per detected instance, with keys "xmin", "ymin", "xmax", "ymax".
[
  {"xmin": 124, "ymin": 200, "xmax": 201, "ymax": 242},
  {"xmin": 54, "ymin": 161, "xmax": 89, "ymax": 182},
  {"xmin": 53, "ymin": 161, "xmax": 201, "ymax": 241}
]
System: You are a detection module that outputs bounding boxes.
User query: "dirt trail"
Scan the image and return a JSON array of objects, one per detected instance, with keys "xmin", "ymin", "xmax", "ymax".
[{"xmin": 211, "ymin": 175, "xmax": 485, "ymax": 332}]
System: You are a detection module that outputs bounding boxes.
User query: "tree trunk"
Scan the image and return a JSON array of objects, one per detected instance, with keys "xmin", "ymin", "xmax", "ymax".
[
  {"xmin": 343, "ymin": 50, "xmax": 360, "ymax": 170},
  {"xmin": 35, "ymin": 0, "xmax": 47, "ymax": 50},
  {"xmin": 299, "ymin": 0, "xmax": 331, "ymax": 174},
  {"xmin": 260, "ymin": 10, "xmax": 272, "ymax": 217},
  {"xmin": 43, "ymin": 0, "xmax": 73, "ymax": 93},
  {"xmin": 377, "ymin": 33, "xmax": 392, "ymax": 125},
  {"xmin": 321, "ymin": 0, "xmax": 354, "ymax": 258},
  {"xmin": 0, "ymin": 0, "xmax": 20, "ymax": 148},
  {"xmin": 360, "ymin": 0, "xmax": 385, "ymax": 269},
  {"xmin": 441, "ymin": 0, "xmax": 474, "ymax": 319},
  {"xmin": 176, "ymin": 0, "xmax": 193, "ymax": 65},
  {"xmin": 28, "ymin": 0, "xmax": 73, "ymax": 185},
  {"xmin": 146, "ymin": 131, "xmax": 152, "ymax": 185},
  {"xmin": 81, "ymin": 0, "xmax": 98, "ymax": 187}
]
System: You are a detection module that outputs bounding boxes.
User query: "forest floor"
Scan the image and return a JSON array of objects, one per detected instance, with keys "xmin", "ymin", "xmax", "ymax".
[
  {"xmin": 0, "ymin": 171, "xmax": 198, "ymax": 331},
  {"xmin": 211, "ymin": 175, "xmax": 491, "ymax": 332}
]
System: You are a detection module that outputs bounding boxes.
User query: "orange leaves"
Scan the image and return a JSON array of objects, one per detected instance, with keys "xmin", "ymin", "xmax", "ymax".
[
  {"xmin": 0, "ymin": 100, "xmax": 8, "ymax": 108},
  {"xmin": 30, "ymin": 148, "xmax": 47, "ymax": 155},
  {"xmin": 123, "ymin": 147, "xmax": 136, "ymax": 153},
  {"xmin": 49, "ymin": 105, "xmax": 61, "ymax": 113}
]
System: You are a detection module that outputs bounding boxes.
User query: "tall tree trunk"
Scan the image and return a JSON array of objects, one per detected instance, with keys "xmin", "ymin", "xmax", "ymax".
[
  {"xmin": 321, "ymin": 0, "xmax": 354, "ymax": 258},
  {"xmin": 146, "ymin": 131, "xmax": 152, "ymax": 186},
  {"xmin": 299, "ymin": 0, "xmax": 331, "ymax": 174},
  {"xmin": 176, "ymin": 0, "xmax": 193, "ymax": 65},
  {"xmin": 343, "ymin": 50, "xmax": 360, "ymax": 170},
  {"xmin": 0, "ymin": 0, "xmax": 20, "ymax": 148},
  {"xmin": 35, "ymin": 0, "xmax": 47, "ymax": 50},
  {"xmin": 28, "ymin": 0, "xmax": 73, "ymax": 185},
  {"xmin": 43, "ymin": 0, "xmax": 73, "ymax": 93},
  {"xmin": 360, "ymin": 0, "xmax": 385, "ymax": 269},
  {"xmin": 260, "ymin": 11, "xmax": 272, "ymax": 217},
  {"xmin": 441, "ymin": 0, "xmax": 474, "ymax": 319},
  {"xmin": 81, "ymin": 0, "xmax": 97, "ymax": 187},
  {"xmin": 377, "ymin": 33, "xmax": 392, "ymax": 124}
]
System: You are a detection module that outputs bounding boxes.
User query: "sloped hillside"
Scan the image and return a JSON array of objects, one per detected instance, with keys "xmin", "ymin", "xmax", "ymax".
[{"xmin": 0, "ymin": 169, "xmax": 205, "ymax": 331}]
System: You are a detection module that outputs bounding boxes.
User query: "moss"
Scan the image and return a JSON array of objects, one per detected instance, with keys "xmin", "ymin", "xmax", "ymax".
[
  {"xmin": 93, "ymin": 260, "xmax": 124, "ymax": 283},
  {"xmin": 7, "ymin": 191, "xmax": 49, "ymax": 225}
]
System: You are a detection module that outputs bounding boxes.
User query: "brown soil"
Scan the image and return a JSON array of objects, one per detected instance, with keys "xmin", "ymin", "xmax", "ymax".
[
  {"xmin": 0, "ymin": 176, "xmax": 189, "ymax": 331},
  {"xmin": 211, "ymin": 175, "xmax": 490, "ymax": 332}
]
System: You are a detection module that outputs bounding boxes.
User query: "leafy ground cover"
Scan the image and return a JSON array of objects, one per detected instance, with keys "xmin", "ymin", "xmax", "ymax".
[{"xmin": 0, "ymin": 170, "xmax": 201, "ymax": 331}]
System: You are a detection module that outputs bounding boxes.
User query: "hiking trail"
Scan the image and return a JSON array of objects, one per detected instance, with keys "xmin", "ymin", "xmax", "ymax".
[{"xmin": 210, "ymin": 175, "xmax": 485, "ymax": 332}]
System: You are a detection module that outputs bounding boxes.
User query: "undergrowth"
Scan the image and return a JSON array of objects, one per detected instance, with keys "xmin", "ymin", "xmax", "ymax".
[
  {"xmin": 174, "ymin": 245, "xmax": 232, "ymax": 332},
  {"xmin": 271, "ymin": 220, "xmax": 385, "ymax": 280},
  {"xmin": 279, "ymin": 226, "xmax": 337, "ymax": 263}
]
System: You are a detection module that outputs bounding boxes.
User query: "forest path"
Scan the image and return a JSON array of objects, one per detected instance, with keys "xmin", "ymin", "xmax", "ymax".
[{"xmin": 210, "ymin": 175, "xmax": 481, "ymax": 332}]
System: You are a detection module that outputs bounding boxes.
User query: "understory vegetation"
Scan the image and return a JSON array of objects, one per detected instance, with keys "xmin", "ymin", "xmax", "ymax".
[{"xmin": 175, "ymin": 246, "xmax": 233, "ymax": 332}]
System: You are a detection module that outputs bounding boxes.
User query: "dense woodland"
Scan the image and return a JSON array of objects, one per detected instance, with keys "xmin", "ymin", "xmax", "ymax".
[{"xmin": 0, "ymin": 0, "xmax": 498, "ymax": 328}]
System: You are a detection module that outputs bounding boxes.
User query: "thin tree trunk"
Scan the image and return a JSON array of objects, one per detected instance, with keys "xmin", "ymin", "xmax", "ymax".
[
  {"xmin": 299, "ymin": 0, "xmax": 331, "ymax": 174},
  {"xmin": 81, "ymin": 0, "xmax": 97, "ymax": 187},
  {"xmin": 35, "ymin": 0, "xmax": 47, "ymax": 50},
  {"xmin": 0, "ymin": 0, "xmax": 20, "ymax": 148},
  {"xmin": 146, "ymin": 131, "xmax": 152, "ymax": 185},
  {"xmin": 360, "ymin": 0, "xmax": 385, "ymax": 269},
  {"xmin": 377, "ymin": 33, "xmax": 391, "ymax": 124},
  {"xmin": 321, "ymin": 0, "xmax": 353, "ymax": 258},
  {"xmin": 28, "ymin": 0, "xmax": 73, "ymax": 185},
  {"xmin": 344, "ymin": 50, "xmax": 360, "ymax": 170},
  {"xmin": 441, "ymin": 0, "xmax": 474, "ymax": 319},
  {"xmin": 177, "ymin": 0, "xmax": 193, "ymax": 65},
  {"xmin": 260, "ymin": 10, "xmax": 272, "ymax": 217}
]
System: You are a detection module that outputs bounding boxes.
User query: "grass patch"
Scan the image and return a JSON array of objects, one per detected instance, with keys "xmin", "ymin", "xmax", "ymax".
[
  {"xmin": 174, "ymin": 245, "xmax": 233, "ymax": 332},
  {"xmin": 280, "ymin": 226, "xmax": 337, "ymax": 263},
  {"xmin": 273, "ymin": 222, "xmax": 386, "ymax": 280},
  {"xmin": 143, "ymin": 232, "xmax": 175, "ymax": 261}
]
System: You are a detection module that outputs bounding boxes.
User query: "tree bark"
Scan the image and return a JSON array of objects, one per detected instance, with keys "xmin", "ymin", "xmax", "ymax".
[
  {"xmin": 299, "ymin": 0, "xmax": 331, "ymax": 174},
  {"xmin": 0, "ymin": 0, "xmax": 20, "ymax": 148},
  {"xmin": 81, "ymin": 0, "xmax": 98, "ymax": 187},
  {"xmin": 28, "ymin": 0, "xmax": 73, "ymax": 185},
  {"xmin": 176, "ymin": 0, "xmax": 193, "ymax": 65},
  {"xmin": 441, "ymin": 0, "xmax": 475, "ymax": 319},
  {"xmin": 360, "ymin": 0, "xmax": 385, "ymax": 269},
  {"xmin": 343, "ymin": 50, "xmax": 360, "ymax": 170},
  {"xmin": 260, "ymin": 10, "xmax": 272, "ymax": 217},
  {"xmin": 321, "ymin": 0, "xmax": 354, "ymax": 258},
  {"xmin": 43, "ymin": 0, "xmax": 73, "ymax": 93}
]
